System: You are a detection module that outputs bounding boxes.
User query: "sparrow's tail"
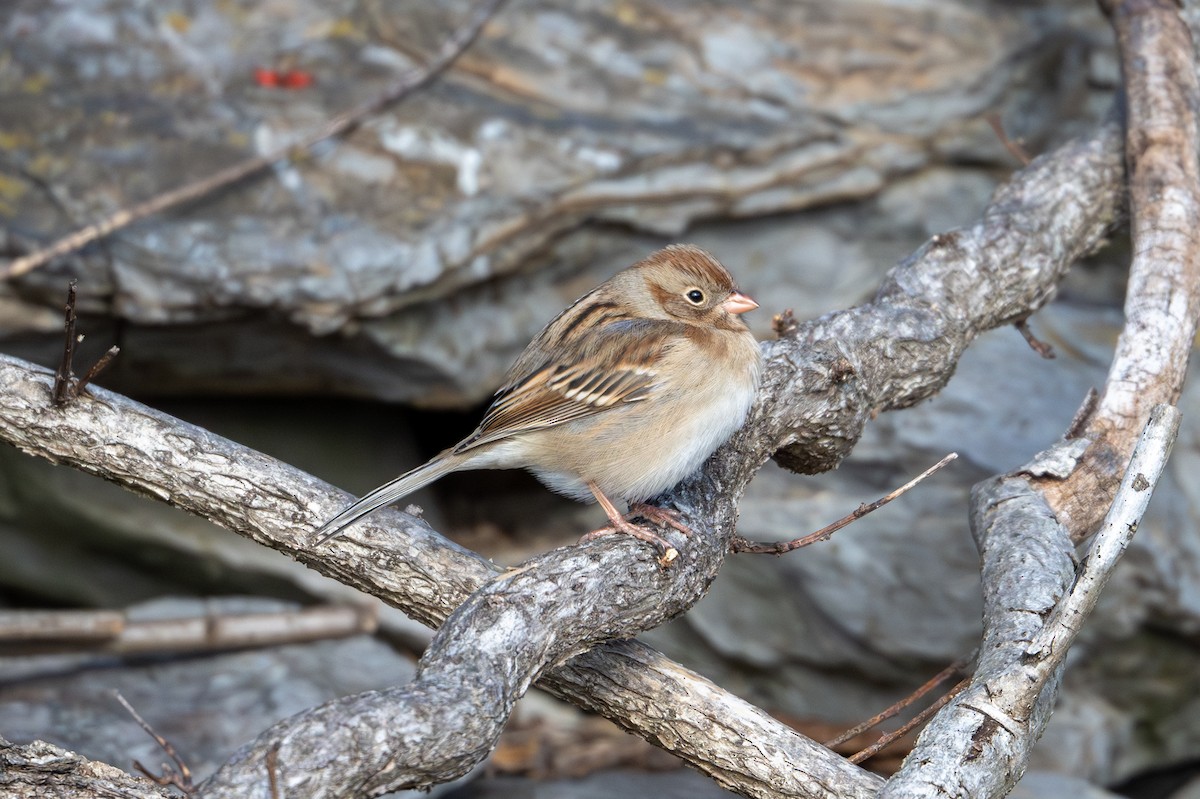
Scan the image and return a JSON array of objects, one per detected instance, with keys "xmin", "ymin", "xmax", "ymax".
[{"xmin": 314, "ymin": 451, "xmax": 465, "ymax": 545}]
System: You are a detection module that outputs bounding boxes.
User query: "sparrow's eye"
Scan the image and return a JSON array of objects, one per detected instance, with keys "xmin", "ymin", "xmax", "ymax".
[{"xmin": 685, "ymin": 288, "xmax": 705, "ymax": 305}]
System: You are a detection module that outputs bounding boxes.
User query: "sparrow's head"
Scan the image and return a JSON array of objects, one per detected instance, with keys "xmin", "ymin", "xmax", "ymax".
[{"xmin": 625, "ymin": 244, "xmax": 758, "ymax": 331}]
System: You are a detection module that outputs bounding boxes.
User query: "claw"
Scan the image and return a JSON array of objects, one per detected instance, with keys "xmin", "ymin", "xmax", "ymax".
[{"xmin": 581, "ymin": 517, "xmax": 678, "ymax": 566}]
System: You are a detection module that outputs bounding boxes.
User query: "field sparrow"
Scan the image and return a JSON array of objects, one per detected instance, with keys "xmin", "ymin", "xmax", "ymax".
[{"xmin": 315, "ymin": 244, "xmax": 762, "ymax": 559}]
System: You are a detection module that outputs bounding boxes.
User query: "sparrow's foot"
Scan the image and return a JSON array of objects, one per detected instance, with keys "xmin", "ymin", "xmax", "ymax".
[
  {"xmin": 581, "ymin": 516, "xmax": 678, "ymax": 567},
  {"xmin": 582, "ymin": 481, "xmax": 679, "ymax": 566}
]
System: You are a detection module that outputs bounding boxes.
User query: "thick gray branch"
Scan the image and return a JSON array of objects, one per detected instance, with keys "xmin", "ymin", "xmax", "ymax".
[
  {"xmin": 882, "ymin": 1, "xmax": 1200, "ymax": 795},
  {"xmin": 0, "ymin": 736, "xmax": 173, "ymax": 799},
  {"xmin": 1042, "ymin": 0, "xmax": 1200, "ymax": 537},
  {"xmin": 742, "ymin": 114, "xmax": 1124, "ymax": 477},
  {"xmin": 191, "ymin": 94, "xmax": 1127, "ymax": 794}
]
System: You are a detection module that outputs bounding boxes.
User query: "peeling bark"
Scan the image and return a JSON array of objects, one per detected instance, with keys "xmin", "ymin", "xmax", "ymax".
[{"xmin": 1040, "ymin": 0, "xmax": 1200, "ymax": 539}]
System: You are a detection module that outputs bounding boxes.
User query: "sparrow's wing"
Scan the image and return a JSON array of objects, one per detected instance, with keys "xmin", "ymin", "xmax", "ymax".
[{"xmin": 453, "ymin": 317, "xmax": 678, "ymax": 454}]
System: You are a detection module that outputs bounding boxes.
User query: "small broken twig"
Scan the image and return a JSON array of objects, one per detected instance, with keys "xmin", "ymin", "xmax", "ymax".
[
  {"xmin": 266, "ymin": 743, "xmax": 282, "ymax": 799},
  {"xmin": 1, "ymin": 0, "xmax": 507, "ymax": 281},
  {"xmin": 51, "ymin": 280, "xmax": 80, "ymax": 405},
  {"xmin": 1014, "ymin": 318, "xmax": 1055, "ymax": 359},
  {"xmin": 731, "ymin": 453, "xmax": 958, "ymax": 554},
  {"xmin": 51, "ymin": 281, "xmax": 119, "ymax": 406},
  {"xmin": 1064, "ymin": 387, "xmax": 1100, "ymax": 440},
  {"xmin": 115, "ymin": 691, "xmax": 196, "ymax": 795},
  {"xmin": 985, "ymin": 112, "xmax": 1032, "ymax": 166},
  {"xmin": 75, "ymin": 346, "xmax": 121, "ymax": 396}
]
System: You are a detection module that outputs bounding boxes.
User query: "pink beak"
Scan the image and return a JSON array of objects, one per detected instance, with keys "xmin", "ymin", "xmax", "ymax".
[{"xmin": 721, "ymin": 290, "xmax": 758, "ymax": 315}]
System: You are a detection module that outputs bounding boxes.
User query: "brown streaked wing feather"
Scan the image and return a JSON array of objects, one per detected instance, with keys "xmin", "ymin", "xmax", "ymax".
[{"xmin": 452, "ymin": 318, "xmax": 676, "ymax": 454}]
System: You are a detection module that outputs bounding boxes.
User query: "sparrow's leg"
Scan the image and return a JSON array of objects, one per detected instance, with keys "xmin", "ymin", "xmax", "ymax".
[{"xmin": 580, "ymin": 482, "xmax": 678, "ymax": 565}]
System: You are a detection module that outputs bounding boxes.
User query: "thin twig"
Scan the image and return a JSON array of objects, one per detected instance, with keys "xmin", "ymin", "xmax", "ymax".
[
  {"xmin": 732, "ymin": 453, "xmax": 958, "ymax": 554},
  {"xmin": 1064, "ymin": 387, "xmax": 1099, "ymax": 440},
  {"xmin": 847, "ymin": 677, "xmax": 970, "ymax": 765},
  {"xmin": 824, "ymin": 652, "xmax": 975, "ymax": 748},
  {"xmin": 1, "ymin": 0, "xmax": 508, "ymax": 281},
  {"xmin": 985, "ymin": 112, "xmax": 1032, "ymax": 165},
  {"xmin": 115, "ymin": 690, "xmax": 196, "ymax": 794},
  {"xmin": 1014, "ymin": 318, "xmax": 1055, "ymax": 359},
  {"xmin": 49, "ymin": 281, "xmax": 120, "ymax": 404},
  {"xmin": 266, "ymin": 744, "xmax": 281, "ymax": 799},
  {"xmin": 73, "ymin": 345, "xmax": 121, "ymax": 396},
  {"xmin": 51, "ymin": 281, "xmax": 79, "ymax": 406}
]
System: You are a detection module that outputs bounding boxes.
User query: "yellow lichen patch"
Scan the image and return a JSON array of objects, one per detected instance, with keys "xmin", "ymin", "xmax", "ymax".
[
  {"xmin": 0, "ymin": 173, "xmax": 28, "ymax": 214},
  {"xmin": 615, "ymin": 2, "xmax": 640, "ymax": 26},
  {"xmin": 20, "ymin": 73, "xmax": 51, "ymax": 94},
  {"xmin": 0, "ymin": 131, "xmax": 32, "ymax": 150},
  {"xmin": 26, "ymin": 153, "xmax": 64, "ymax": 179},
  {"xmin": 325, "ymin": 17, "xmax": 360, "ymax": 39},
  {"xmin": 642, "ymin": 68, "xmax": 667, "ymax": 86},
  {"xmin": 164, "ymin": 11, "xmax": 191, "ymax": 34}
]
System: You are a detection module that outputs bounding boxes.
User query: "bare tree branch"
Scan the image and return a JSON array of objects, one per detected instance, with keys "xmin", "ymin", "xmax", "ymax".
[
  {"xmin": 742, "ymin": 111, "xmax": 1125, "ymax": 480},
  {"xmin": 1023, "ymin": 405, "xmax": 1182, "ymax": 697},
  {"xmin": 0, "ymin": 92, "xmax": 1127, "ymax": 795},
  {"xmin": 880, "ymin": 1, "xmax": 1200, "ymax": 795},
  {"xmin": 1040, "ymin": 0, "xmax": 1200, "ymax": 540}
]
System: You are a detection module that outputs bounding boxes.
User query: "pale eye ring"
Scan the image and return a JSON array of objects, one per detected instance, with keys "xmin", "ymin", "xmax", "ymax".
[{"xmin": 685, "ymin": 288, "xmax": 705, "ymax": 305}]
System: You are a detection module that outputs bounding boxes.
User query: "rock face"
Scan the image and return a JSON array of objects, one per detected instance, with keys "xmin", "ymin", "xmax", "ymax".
[
  {"xmin": 4, "ymin": 0, "xmax": 1199, "ymax": 796},
  {"xmin": 3, "ymin": 0, "xmax": 1102, "ymax": 402}
]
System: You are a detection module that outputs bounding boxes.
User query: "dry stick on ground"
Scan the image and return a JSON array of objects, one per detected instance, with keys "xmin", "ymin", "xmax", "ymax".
[
  {"xmin": 731, "ymin": 452, "xmax": 957, "ymax": 554},
  {"xmin": 0, "ymin": 0, "xmax": 507, "ymax": 282},
  {"xmin": 880, "ymin": 1, "xmax": 1200, "ymax": 795},
  {"xmin": 0, "ymin": 99, "xmax": 1126, "ymax": 798},
  {"xmin": 0, "ymin": 605, "xmax": 375, "ymax": 656}
]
